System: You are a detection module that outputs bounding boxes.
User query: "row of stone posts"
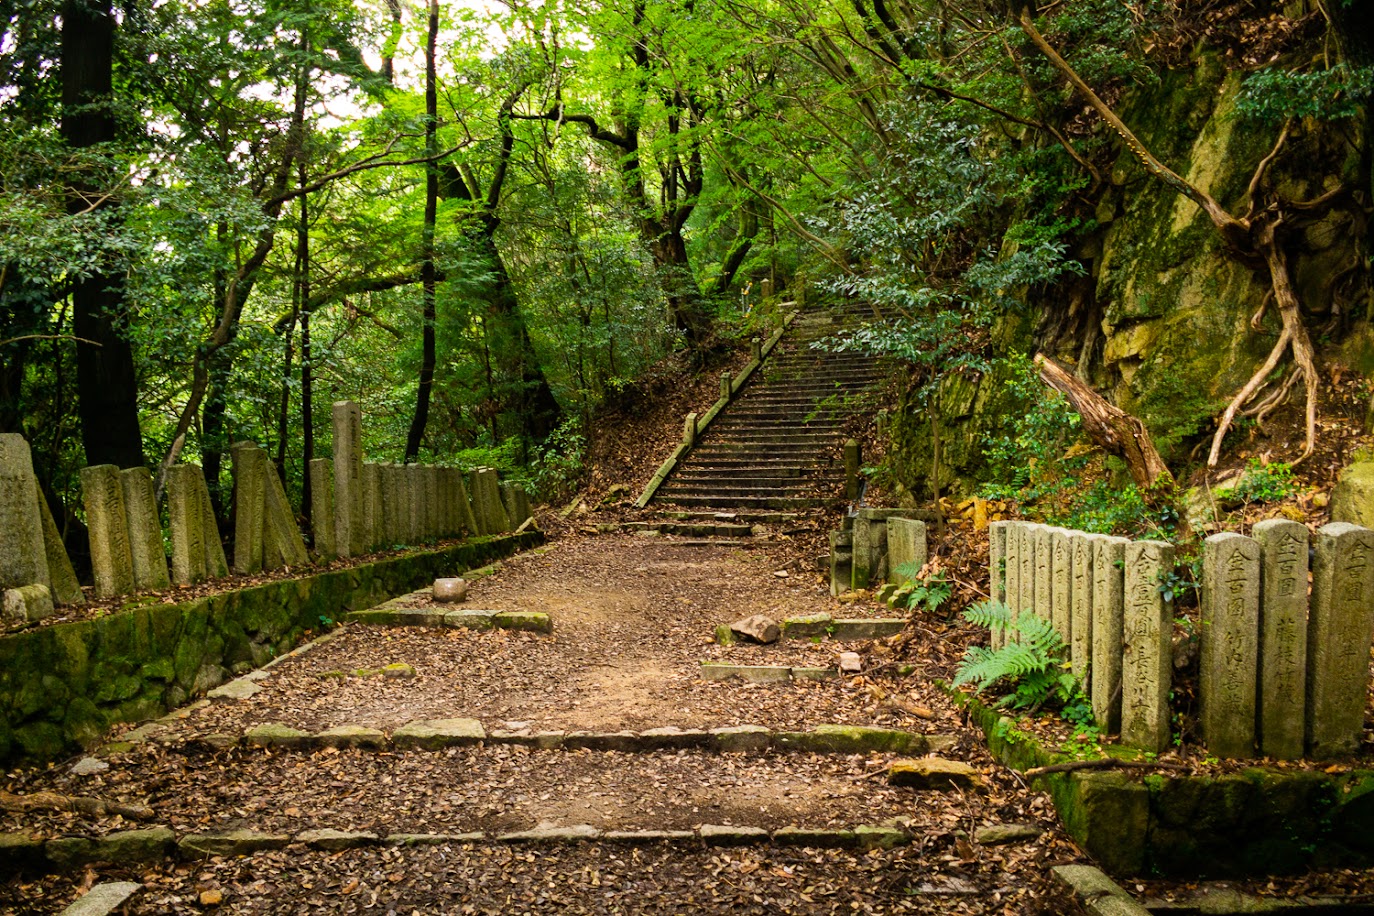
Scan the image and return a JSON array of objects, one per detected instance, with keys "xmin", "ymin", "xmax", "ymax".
[
  {"xmin": 990, "ymin": 518, "xmax": 1374, "ymax": 760},
  {"xmin": 2, "ymin": 402, "xmax": 534, "ymax": 615},
  {"xmin": 308, "ymin": 402, "xmax": 531, "ymax": 563}
]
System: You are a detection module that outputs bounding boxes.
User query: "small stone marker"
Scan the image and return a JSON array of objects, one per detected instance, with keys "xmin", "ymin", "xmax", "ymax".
[
  {"xmin": 308, "ymin": 458, "xmax": 336, "ymax": 559},
  {"xmin": 1199, "ymin": 532, "xmax": 1260, "ymax": 759},
  {"xmin": 406, "ymin": 465, "xmax": 424, "ymax": 543},
  {"xmin": 844, "ymin": 439, "xmax": 861, "ymax": 501},
  {"xmin": 3, "ymin": 583, "xmax": 53, "ymax": 622},
  {"xmin": 472, "ymin": 468, "xmax": 511, "ymax": 535},
  {"xmin": 838, "ymin": 651, "xmax": 862, "ymax": 673},
  {"xmin": 168, "ymin": 464, "xmax": 218, "ymax": 584},
  {"xmin": 379, "ymin": 463, "xmax": 403, "ymax": 547},
  {"xmin": 887, "ymin": 518, "xmax": 928, "ymax": 586},
  {"xmin": 120, "ymin": 467, "xmax": 170, "ymax": 591},
  {"xmin": 1017, "ymin": 523, "xmax": 1036, "ymax": 623},
  {"xmin": 829, "ymin": 530, "xmax": 853, "ymax": 598},
  {"xmin": 433, "ymin": 577, "xmax": 468, "ymax": 603},
  {"xmin": 1050, "ymin": 528, "xmax": 1073, "ymax": 652},
  {"xmin": 1253, "ymin": 518, "xmax": 1309, "ymax": 760},
  {"xmin": 332, "ymin": 400, "xmax": 365, "ymax": 558},
  {"xmin": 683, "ymin": 412, "xmax": 698, "ymax": 447},
  {"xmin": 1306, "ymin": 522, "xmax": 1374, "ymax": 758},
  {"xmin": 1121, "ymin": 540, "xmax": 1174, "ymax": 753},
  {"xmin": 0, "ymin": 434, "xmax": 49, "ymax": 594},
  {"xmin": 730, "ymin": 614, "xmax": 780, "ymax": 644},
  {"xmin": 1068, "ymin": 532, "xmax": 1092, "ymax": 682},
  {"xmin": 455, "ymin": 471, "xmax": 480, "ymax": 536},
  {"xmin": 80, "ymin": 464, "xmax": 135, "ymax": 598},
  {"xmin": 1089, "ymin": 534, "xmax": 1128, "ymax": 733},
  {"xmin": 362, "ymin": 462, "xmax": 383, "ymax": 552}
]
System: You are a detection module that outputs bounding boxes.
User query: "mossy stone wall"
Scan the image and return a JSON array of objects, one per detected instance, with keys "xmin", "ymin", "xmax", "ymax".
[{"xmin": 0, "ymin": 532, "xmax": 540, "ymax": 765}]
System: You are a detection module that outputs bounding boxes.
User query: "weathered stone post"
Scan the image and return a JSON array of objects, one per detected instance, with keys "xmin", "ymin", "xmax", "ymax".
[
  {"xmin": 120, "ymin": 467, "xmax": 170, "ymax": 591},
  {"xmin": 1306, "ymin": 522, "xmax": 1374, "ymax": 759},
  {"xmin": 1050, "ymin": 528, "xmax": 1073, "ymax": 651},
  {"xmin": 1200, "ymin": 532, "xmax": 1261, "ymax": 759},
  {"xmin": 1089, "ymin": 535, "xmax": 1128, "ymax": 732},
  {"xmin": 886, "ymin": 518, "xmax": 927, "ymax": 587},
  {"xmin": 36, "ymin": 481, "xmax": 84, "ymax": 605},
  {"xmin": 1253, "ymin": 518, "xmax": 1308, "ymax": 760},
  {"xmin": 850, "ymin": 508, "xmax": 892, "ymax": 590},
  {"xmin": 1069, "ymin": 532, "xmax": 1093, "ymax": 682},
  {"xmin": 456, "ymin": 471, "xmax": 479, "ymax": 536},
  {"xmin": 989, "ymin": 521, "xmax": 1011, "ymax": 650},
  {"xmin": 844, "ymin": 439, "xmax": 861, "ymax": 502},
  {"xmin": 81, "ymin": 464, "xmax": 136, "ymax": 598},
  {"xmin": 406, "ymin": 465, "xmax": 424, "ymax": 542},
  {"xmin": 1016, "ymin": 523, "xmax": 1036, "ymax": 625},
  {"xmin": 751, "ymin": 337, "xmax": 762, "ymax": 362},
  {"xmin": 308, "ymin": 458, "xmax": 336, "ymax": 560},
  {"xmin": 511, "ymin": 484, "xmax": 532, "ymax": 527},
  {"xmin": 472, "ymin": 468, "xmax": 511, "ymax": 534},
  {"xmin": 1032, "ymin": 525, "xmax": 1053, "ymax": 622},
  {"xmin": 1121, "ymin": 540, "xmax": 1174, "ymax": 753},
  {"xmin": 761, "ymin": 278, "xmax": 773, "ymax": 299},
  {"xmin": 683, "ymin": 412, "xmax": 698, "ymax": 447},
  {"xmin": 230, "ymin": 443, "xmax": 267, "ymax": 575},
  {"xmin": 720, "ymin": 371, "xmax": 733, "ymax": 401},
  {"xmin": 262, "ymin": 456, "xmax": 308, "ymax": 569},
  {"xmin": 362, "ymin": 462, "xmax": 383, "ymax": 552},
  {"xmin": 378, "ymin": 463, "xmax": 400, "ymax": 545},
  {"xmin": 0, "ymin": 434, "xmax": 51, "ymax": 593},
  {"xmin": 331, "ymin": 401, "xmax": 364, "ymax": 558},
  {"xmin": 168, "ymin": 464, "xmax": 209, "ymax": 584},
  {"xmin": 829, "ymin": 530, "xmax": 853, "ymax": 597}
]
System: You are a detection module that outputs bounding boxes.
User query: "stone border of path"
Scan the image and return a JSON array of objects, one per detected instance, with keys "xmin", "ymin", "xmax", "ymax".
[
  {"xmin": 954, "ymin": 689, "xmax": 1374, "ymax": 878},
  {"xmin": 5, "ymin": 820, "xmax": 937, "ymax": 879},
  {"xmin": 115, "ymin": 721, "xmax": 954, "ymax": 757},
  {"xmin": 635, "ymin": 309, "xmax": 799, "ymax": 508},
  {"xmin": 345, "ymin": 606, "xmax": 552, "ymax": 633}
]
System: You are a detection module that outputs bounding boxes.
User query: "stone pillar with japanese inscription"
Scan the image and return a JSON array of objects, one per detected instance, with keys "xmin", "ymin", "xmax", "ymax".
[
  {"xmin": 1253, "ymin": 518, "xmax": 1308, "ymax": 760},
  {"xmin": 1033, "ymin": 525, "xmax": 1053, "ymax": 622},
  {"xmin": 80, "ymin": 464, "xmax": 135, "ymax": 598},
  {"xmin": 1051, "ymin": 528, "xmax": 1073, "ymax": 651},
  {"xmin": 230, "ymin": 443, "xmax": 267, "ymax": 575},
  {"xmin": 1069, "ymin": 532, "xmax": 1093, "ymax": 683},
  {"xmin": 1121, "ymin": 540, "xmax": 1174, "ymax": 753},
  {"xmin": 1306, "ymin": 522, "xmax": 1374, "ymax": 759},
  {"xmin": 362, "ymin": 462, "xmax": 383, "ymax": 552},
  {"xmin": 1017, "ymin": 522, "xmax": 1037, "ymax": 625},
  {"xmin": 1090, "ymin": 534, "xmax": 1129, "ymax": 733},
  {"xmin": 989, "ymin": 521, "xmax": 1010, "ymax": 650},
  {"xmin": 119, "ymin": 467, "xmax": 170, "ymax": 592},
  {"xmin": 406, "ymin": 465, "xmax": 425, "ymax": 542},
  {"xmin": 168, "ymin": 464, "xmax": 210, "ymax": 584},
  {"xmin": 1200, "ymin": 532, "xmax": 1261, "ymax": 759},
  {"xmin": 331, "ymin": 401, "xmax": 365, "ymax": 558}
]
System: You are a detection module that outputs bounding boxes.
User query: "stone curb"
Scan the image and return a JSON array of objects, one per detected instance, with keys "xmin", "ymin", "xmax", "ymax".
[
  {"xmin": 777, "ymin": 614, "xmax": 907, "ymax": 641},
  {"xmin": 1051, "ymin": 865, "xmax": 1152, "ymax": 916},
  {"xmin": 4, "ymin": 823, "xmax": 924, "ymax": 875},
  {"xmin": 343, "ymin": 607, "xmax": 552, "ymax": 633},
  {"xmin": 202, "ymin": 722, "xmax": 953, "ymax": 756},
  {"xmin": 58, "ymin": 881, "xmax": 142, "ymax": 916}
]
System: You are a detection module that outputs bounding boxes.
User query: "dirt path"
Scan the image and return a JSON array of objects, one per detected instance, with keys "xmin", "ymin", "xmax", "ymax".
[{"xmin": 1, "ymin": 534, "xmax": 1088, "ymax": 914}]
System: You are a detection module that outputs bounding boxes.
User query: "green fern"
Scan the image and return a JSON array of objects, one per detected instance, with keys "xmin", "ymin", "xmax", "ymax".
[{"xmin": 953, "ymin": 600, "xmax": 1067, "ymax": 697}]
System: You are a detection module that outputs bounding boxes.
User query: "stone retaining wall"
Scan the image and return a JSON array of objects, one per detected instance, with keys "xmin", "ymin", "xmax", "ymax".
[{"xmin": 0, "ymin": 532, "xmax": 540, "ymax": 765}]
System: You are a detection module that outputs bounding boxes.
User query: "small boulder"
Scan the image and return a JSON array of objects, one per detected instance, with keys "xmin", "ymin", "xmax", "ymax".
[
  {"xmin": 974, "ymin": 823, "xmax": 1042, "ymax": 846},
  {"xmin": 838, "ymin": 651, "xmax": 862, "ymax": 673},
  {"xmin": 730, "ymin": 614, "xmax": 780, "ymax": 644},
  {"xmin": 432, "ymin": 577, "xmax": 468, "ymax": 603},
  {"xmin": 2, "ymin": 584, "xmax": 53, "ymax": 622},
  {"xmin": 1331, "ymin": 458, "xmax": 1374, "ymax": 527},
  {"xmin": 888, "ymin": 757, "xmax": 982, "ymax": 790},
  {"xmin": 70, "ymin": 757, "xmax": 109, "ymax": 776}
]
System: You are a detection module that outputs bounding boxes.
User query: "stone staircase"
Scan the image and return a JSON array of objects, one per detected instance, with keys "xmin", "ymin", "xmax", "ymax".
[{"xmin": 652, "ymin": 303, "xmax": 890, "ymax": 511}]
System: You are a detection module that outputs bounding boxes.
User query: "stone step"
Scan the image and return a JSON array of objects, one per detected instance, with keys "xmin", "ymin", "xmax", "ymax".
[
  {"xmin": 670, "ymin": 475, "xmax": 816, "ymax": 489},
  {"xmin": 619, "ymin": 521, "xmax": 754, "ymax": 538},
  {"xmin": 657, "ymin": 495, "xmax": 839, "ymax": 509},
  {"xmin": 658, "ymin": 483, "xmax": 814, "ymax": 499},
  {"xmin": 345, "ymin": 607, "xmax": 553, "ymax": 632},
  {"xmin": 649, "ymin": 509, "xmax": 805, "ymax": 524}
]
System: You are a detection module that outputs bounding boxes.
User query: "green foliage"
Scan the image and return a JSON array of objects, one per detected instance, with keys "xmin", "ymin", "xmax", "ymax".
[
  {"xmin": 1238, "ymin": 64, "xmax": 1374, "ymax": 123},
  {"xmin": 890, "ymin": 567, "xmax": 953, "ymax": 614},
  {"xmin": 1223, "ymin": 459, "xmax": 1297, "ymax": 505},
  {"xmin": 978, "ymin": 354, "xmax": 1084, "ymax": 504},
  {"xmin": 520, "ymin": 417, "xmax": 588, "ymax": 504},
  {"xmin": 955, "ymin": 601, "xmax": 1093, "ymax": 723},
  {"xmin": 955, "ymin": 601, "xmax": 1083, "ymax": 714}
]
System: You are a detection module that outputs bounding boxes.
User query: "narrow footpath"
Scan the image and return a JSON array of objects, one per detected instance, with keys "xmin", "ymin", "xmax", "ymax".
[{"xmin": 1, "ymin": 535, "xmax": 1087, "ymax": 915}]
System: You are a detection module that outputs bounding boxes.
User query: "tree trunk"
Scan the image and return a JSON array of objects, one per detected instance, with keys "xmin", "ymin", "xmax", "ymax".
[
  {"xmin": 404, "ymin": 0, "xmax": 440, "ymax": 463},
  {"xmin": 63, "ymin": 0, "xmax": 144, "ymax": 469},
  {"xmin": 1034, "ymin": 354, "xmax": 1175, "ymax": 494}
]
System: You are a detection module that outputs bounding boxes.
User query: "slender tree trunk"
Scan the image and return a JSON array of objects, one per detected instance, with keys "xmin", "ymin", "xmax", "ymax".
[
  {"xmin": 298, "ymin": 166, "xmax": 314, "ymax": 520},
  {"xmin": 63, "ymin": 0, "xmax": 144, "ymax": 469},
  {"xmin": 404, "ymin": 0, "xmax": 440, "ymax": 463}
]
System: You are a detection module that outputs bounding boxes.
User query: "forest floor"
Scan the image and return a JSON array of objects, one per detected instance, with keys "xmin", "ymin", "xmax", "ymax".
[{"xmin": 1, "ymin": 534, "xmax": 1089, "ymax": 915}]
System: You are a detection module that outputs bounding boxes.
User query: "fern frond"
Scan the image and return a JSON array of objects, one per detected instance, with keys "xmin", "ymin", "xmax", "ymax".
[{"xmin": 962, "ymin": 599, "xmax": 1014, "ymax": 630}]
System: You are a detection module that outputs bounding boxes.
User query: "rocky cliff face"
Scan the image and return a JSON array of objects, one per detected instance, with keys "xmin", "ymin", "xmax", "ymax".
[{"xmin": 885, "ymin": 47, "xmax": 1371, "ymax": 502}]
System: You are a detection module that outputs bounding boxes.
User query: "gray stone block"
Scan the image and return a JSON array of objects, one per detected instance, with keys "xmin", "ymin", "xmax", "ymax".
[
  {"xmin": 332, "ymin": 401, "xmax": 365, "ymax": 558},
  {"xmin": 3, "ymin": 584, "xmax": 53, "ymax": 622},
  {"xmin": 1089, "ymin": 535, "xmax": 1129, "ymax": 734},
  {"xmin": 308, "ymin": 458, "xmax": 336, "ymax": 559},
  {"xmin": 1253, "ymin": 518, "xmax": 1309, "ymax": 760},
  {"xmin": 120, "ymin": 467, "xmax": 169, "ymax": 591},
  {"xmin": 80, "ymin": 464, "xmax": 135, "ymax": 597},
  {"xmin": 1200, "ymin": 532, "xmax": 1260, "ymax": 759},
  {"xmin": 0, "ymin": 434, "xmax": 49, "ymax": 594},
  {"xmin": 57, "ymin": 882, "xmax": 142, "ymax": 916},
  {"xmin": 887, "ymin": 517, "xmax": 927, "ymax": 586},
  {"xmin": 1069, "ymin": 532, "xmax": 1093, "ymax": 681},
  {"xmin": 1307, "ymin": 522, "xmax": 1374, "ymax": 758},
  {"xmin": 35, "ymin": 479, "xmax": 82, "ymax": 605},
  {"xmin": 1121, "ymin": 540, "xmax": 1174, "ymax": 753},
  {"xmin": 230, "ymin": 443, "xmax": 267, "ymax": 574}
]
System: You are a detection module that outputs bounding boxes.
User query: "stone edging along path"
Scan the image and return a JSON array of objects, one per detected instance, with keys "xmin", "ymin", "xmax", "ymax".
[{"xmin": 0, "ymin": 531, "xmax": 541, "ymax": 766}]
